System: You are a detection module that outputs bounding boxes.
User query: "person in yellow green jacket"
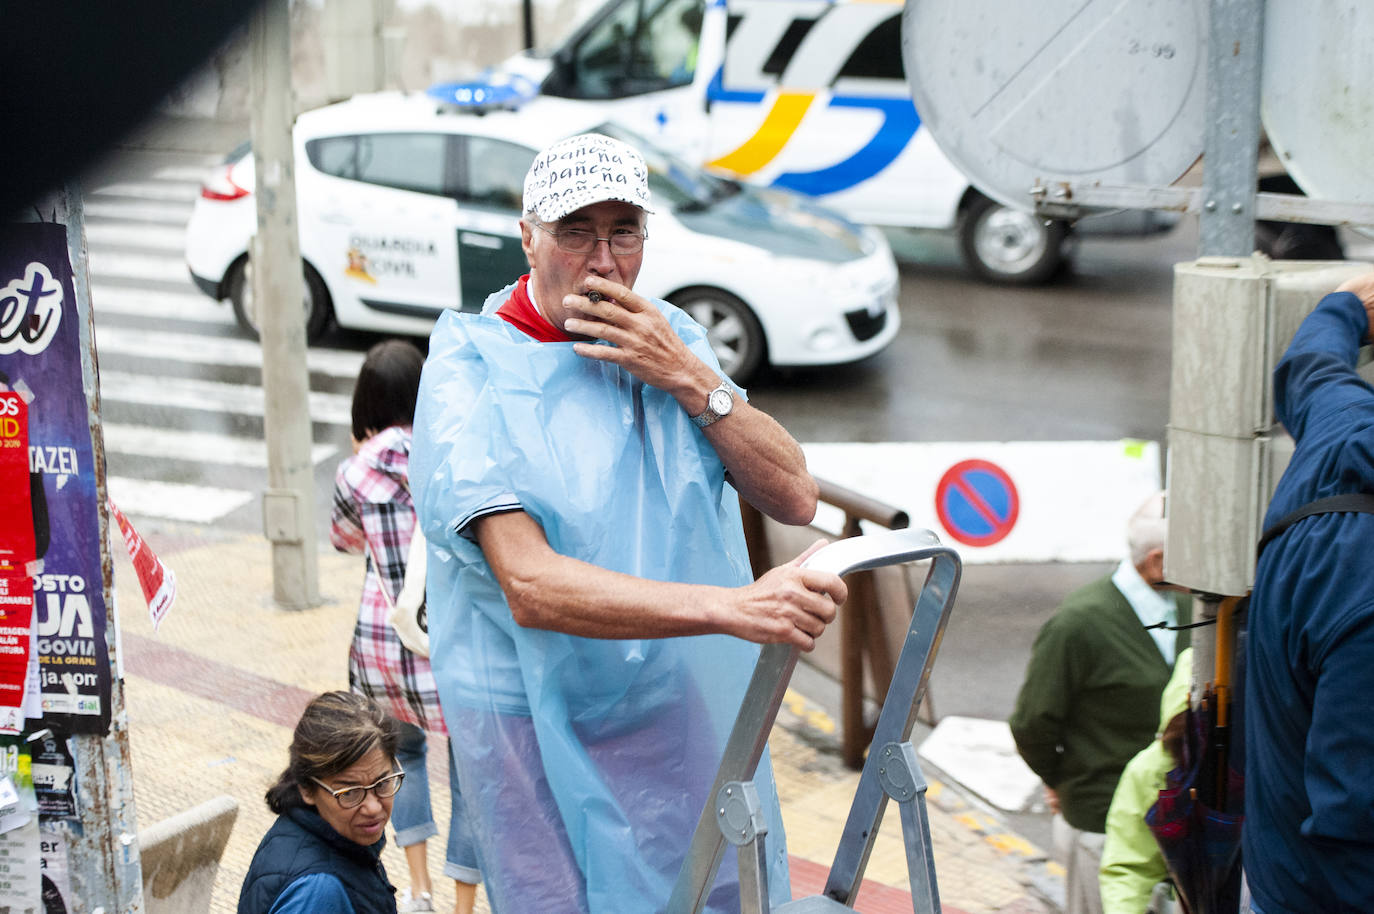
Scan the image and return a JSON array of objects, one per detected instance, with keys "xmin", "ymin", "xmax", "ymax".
[{"xmin": 1099, "ymin": 648, "xmax": 1193, "ymax": 914}]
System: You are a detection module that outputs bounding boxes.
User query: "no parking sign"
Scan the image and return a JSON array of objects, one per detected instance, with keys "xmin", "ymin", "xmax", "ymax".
[
  {"xmin": 802, "ymin": 440, "xmax": 1161, "ymax": 563},
  {"xmin": 935, "ymin": 459, "xmax": 1019, "ymax": 547}
]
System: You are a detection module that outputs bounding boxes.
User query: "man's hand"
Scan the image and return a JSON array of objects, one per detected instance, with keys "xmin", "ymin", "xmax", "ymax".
[
  {"xmin": 1336, "ymin": 271, "xmax": 1374, "ymax": 341},
  {"xmin": 562, "ymin": 276, "xmax": 705, "ymax": 396},
  {"xmin": 1044, "ymin": 785, "xmax": 1061, "ymax": 814},
  {"xmin": 716, "ymin": 540, "xmax": 847, "ymax": 652}
]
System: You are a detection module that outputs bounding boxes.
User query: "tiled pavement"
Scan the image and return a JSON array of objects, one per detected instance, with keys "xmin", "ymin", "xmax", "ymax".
[{"xmin": 115, "ymin": 525, "xmax": 1056, "ymax": 913}]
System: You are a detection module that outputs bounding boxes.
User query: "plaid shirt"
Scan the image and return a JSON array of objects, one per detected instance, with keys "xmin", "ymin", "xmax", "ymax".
[{"xmin": 330, "ymin": 425, "xmax": 445, "ymax": 733}]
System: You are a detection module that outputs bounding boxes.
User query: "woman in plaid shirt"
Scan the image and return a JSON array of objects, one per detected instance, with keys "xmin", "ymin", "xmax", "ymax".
[{"xmin": 331, "ymin": 340, "xmax": 480, "ymax": 914}]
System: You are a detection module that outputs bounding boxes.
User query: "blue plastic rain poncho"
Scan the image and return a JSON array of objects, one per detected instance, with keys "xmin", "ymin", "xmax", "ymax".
[{"xmin": 410, "ymin": 283, "xmax": 790, "ymax": 913}]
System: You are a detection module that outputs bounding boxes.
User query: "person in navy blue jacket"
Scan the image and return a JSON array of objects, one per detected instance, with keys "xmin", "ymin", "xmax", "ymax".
[
  {"xmin": 1244, "ymin": 272, "xmax": 1374, "ymax": 914},
  {"xmin": 239, "ymin": 691, "xmax": 403, "ymax": 914}
]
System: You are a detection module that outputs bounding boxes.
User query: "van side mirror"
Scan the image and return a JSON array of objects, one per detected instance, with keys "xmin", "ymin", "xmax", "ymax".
[{"xmin": 543, "ymin": 48, "xmax": 575, "ymax": 95}]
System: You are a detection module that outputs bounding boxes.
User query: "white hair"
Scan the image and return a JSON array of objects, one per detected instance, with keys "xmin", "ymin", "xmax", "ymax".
[{"xmin": 1126, "ymin": 491, "xmax": 1167, "ymax": 567}]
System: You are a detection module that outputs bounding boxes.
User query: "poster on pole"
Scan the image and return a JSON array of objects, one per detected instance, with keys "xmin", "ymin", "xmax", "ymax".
[
  {"xmin": 0, "ymin": 394, "xmax": 36, "ymax": 729},
  {"xmin": 0, "ymin": 737, "xmax": 41, "ymax": 914},
  {"xmin": 108, "ymin": 499, "xmax": 176, "ymax": 630},
  {"xmin": 0, "ymin": 223, "xmax": 111, "ymax": 735},
  {"xmin": 38, "ymin": 828, "xmax": 71, "ymax": 914}
]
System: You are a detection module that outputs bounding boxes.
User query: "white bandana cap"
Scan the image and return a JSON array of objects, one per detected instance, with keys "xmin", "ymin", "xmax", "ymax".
[{"xmin": 522, "ymin": 133, "xmax": 654, "ymax": 223}]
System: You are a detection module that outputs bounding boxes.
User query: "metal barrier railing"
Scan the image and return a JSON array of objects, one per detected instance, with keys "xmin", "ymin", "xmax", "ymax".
[
  {"xmin": 668, "ymin": 528, "xmax": 962, "ymax": 914},
  {"xmin": 740, "ymin": 479, "xmax": 926, "ymax": 769}
]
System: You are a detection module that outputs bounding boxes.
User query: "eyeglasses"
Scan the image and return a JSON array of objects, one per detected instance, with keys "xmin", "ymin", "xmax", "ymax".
[
  {"xmin": 310, "ymin": 768, "xmax": 405, "ymax": 809},
  {"xmin": 533, "ymin": 221, "xmax": 648, "ymax": 255}
]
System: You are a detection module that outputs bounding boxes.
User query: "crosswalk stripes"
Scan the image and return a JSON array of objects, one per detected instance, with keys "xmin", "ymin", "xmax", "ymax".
[
  {"xmin": 91, "ymin": 285, "xmax": 237, "ymax": 326},
  {"xmin": 92, "ymin": 180, "xmax": 205, "ymax": 203},
  {"xmin": 88, "ymin": 250, "xmax": 196, "ymax": 284},
  {"xmin": 82, "ymin": 199, "xmax": 197, "ymax": 225},
  {"xmin": 105, "ymin": 477, "xmax": 257, "ymax": 526},
  {"xmin": 99, "ymin": 370, "xmax": 353, "ymax": 426},
  {"xmin": 100, "ymin": 424, "xmax": 338, "ymax": 469},
  {"xmin": 95, "ymin": 325, "xmax": 366, "ymax": 379},
  {"xmin": 83, "ymin": 147, "xmax": 363, "ymax": 528},
  {"xmin": 83, "ymin": 223, "xmax": 185, "ymax": 252}
]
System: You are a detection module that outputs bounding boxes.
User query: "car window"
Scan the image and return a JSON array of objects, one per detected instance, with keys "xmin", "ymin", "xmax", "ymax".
[
  {"xmin": 459, "ymin": 137, "xmax": 536, "ymax": 212},
  {"xmin": 305, "ymin": 133, "xmax": 452, "ymax": 196},
  {"xmin": 563, "ymin": 0, "xmax": 705, "ymax": 99},
  {"xmin": 308, "ymin": 136, "xmax": 360, "ymax": 178}
]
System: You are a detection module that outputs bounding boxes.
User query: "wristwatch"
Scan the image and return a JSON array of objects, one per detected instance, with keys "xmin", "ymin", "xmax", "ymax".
[{"xmin": 690, "ymin": 381, "xmax": 734, "ymax": 428}]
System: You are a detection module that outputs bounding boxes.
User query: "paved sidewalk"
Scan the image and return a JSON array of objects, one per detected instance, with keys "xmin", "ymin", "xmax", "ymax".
[{"xmin": 115, "ymin": 524, "xmax": 1056, "ymax": 913}]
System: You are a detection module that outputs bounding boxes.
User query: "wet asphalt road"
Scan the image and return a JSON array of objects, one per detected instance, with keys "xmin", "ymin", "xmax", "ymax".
[{"xmin": 751, "ymin": 221, "xmax": 1194, "ymax": 445}]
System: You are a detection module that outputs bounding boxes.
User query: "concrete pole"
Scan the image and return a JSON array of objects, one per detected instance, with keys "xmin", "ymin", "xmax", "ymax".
[{"xmin": 250, "ymin": 0, "xmax": 320, "ymax": 610}]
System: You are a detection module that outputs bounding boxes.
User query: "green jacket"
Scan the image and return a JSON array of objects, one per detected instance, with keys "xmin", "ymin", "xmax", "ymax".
[
  {"xmin": 1099, "ymin": 648, "xmax": 1193, "ymax": 914},
  {"xmin": 1009, "ymin": 575, "xmax": 1190, "ymax": 832}
]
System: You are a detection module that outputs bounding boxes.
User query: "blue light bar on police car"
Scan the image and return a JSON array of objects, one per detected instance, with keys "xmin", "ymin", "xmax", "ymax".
[{"xmin": 426, "ymin": 73, "xmax": 538, "ymax": 111}]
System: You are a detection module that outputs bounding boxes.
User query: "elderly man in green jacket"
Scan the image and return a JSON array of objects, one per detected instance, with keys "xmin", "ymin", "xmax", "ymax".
[{"xmin": 1009, "ymin": 492, "xmax": 1191, "ymax": 914}]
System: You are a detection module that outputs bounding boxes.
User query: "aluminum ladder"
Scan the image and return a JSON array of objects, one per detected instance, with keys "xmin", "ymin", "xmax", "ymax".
[{"xmin": 668, "ymin": 527, "xmax": 962, "ymax": 914}]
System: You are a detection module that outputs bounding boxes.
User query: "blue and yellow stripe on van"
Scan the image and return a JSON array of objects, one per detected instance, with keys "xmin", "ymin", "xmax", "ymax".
[{"xmin": 705, "ymin": 69, "xmax": 921, "ymax": 197}]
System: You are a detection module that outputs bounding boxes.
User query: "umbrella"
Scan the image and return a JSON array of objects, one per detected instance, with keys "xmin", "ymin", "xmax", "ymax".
[
  {"xmin": 1145, "ymin": 730, "xmax": 1244, "ymax": 913},
  {"xmin": 1145, "ymin": 596, "xmax": 1247, "ymax": 914}
]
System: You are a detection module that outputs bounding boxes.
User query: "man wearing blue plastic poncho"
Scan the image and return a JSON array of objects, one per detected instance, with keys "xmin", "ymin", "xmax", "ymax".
[{"xmin": 410, "ymin": 132, "xmax": 848, "ymax": 914}]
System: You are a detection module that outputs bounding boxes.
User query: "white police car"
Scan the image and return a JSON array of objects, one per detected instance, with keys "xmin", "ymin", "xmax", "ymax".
[{"xmin": 184, "ymin": 88, "xmax": 899, "ymax": 384}]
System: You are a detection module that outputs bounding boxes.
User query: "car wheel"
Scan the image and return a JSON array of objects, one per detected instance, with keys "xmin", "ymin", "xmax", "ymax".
[
  {"xmin": 675, "ymin": 287, "xmax": 766, "ymax": 386},
  {"xmin": 228, "ymin": 258, "xmax": 333, "ymax": 342},
  {"xmin": 958, "ymin": 194, "xmax": 1069, "ymax": 285}
]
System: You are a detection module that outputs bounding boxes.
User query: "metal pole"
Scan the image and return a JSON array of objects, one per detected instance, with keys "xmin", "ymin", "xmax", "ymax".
[
  {"xmin": 1189, "ymin": 0, "xmax": 1264, "ymax": 718},
  {"xmin": 63, "ymin": 183, "xmax": 145, "ymax": 912},
  {"xmin": 251, "ymin": 0, "xmax": 320, "ymax": 610},
  {"xmin": 1197, "ymin": 0, "xmax": 1265, "ymax": 257},
  {"xmin": 523, "ymin": 0, "xmax": 536, "ymax": 50}
]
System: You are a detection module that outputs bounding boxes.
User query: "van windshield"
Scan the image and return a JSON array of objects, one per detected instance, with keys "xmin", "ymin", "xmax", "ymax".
[
  {"xmin": 593, "ymin": 122, "xmax": 737, "ymax": 211},
  {"xmin": 553, "ymin": 0, "xmax": 705, "ymax": 99}
]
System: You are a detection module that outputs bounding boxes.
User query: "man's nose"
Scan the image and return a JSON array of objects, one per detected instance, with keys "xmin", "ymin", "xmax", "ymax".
[{"xmin": 586, "ymin": 238, "xmax": 617, "ymax": 272}]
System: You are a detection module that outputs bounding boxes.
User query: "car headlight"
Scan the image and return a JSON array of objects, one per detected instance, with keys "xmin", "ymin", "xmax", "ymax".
[
  {"xmin": 829, "ymin": 264, "xmax": 897, "ymax": 305},
  {"xmin": 768, "ymin": 258, "xmax": 890, "ymax": 309}
]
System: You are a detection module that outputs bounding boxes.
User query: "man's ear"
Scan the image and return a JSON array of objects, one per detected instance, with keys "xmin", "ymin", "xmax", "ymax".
[
  {"xmin": 299, "ymin": 783, "xmax": 317, "ymax": 807},
  {"xmin": 520, "ymin": 219, "xmax": 535, "ymax": 262},
  {"xmin": 1142, "ymin": 547, "xmax": 1166, "ymax": 585}
]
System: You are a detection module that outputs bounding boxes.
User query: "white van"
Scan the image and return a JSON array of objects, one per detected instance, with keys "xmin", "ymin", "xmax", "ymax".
[{"xmin": 481, "ymin": 0, "xmax": 1178, "ymax": 283}]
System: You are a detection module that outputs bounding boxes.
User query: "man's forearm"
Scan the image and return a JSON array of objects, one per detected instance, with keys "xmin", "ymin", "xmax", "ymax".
[
  {"xmin": 1010, "ymin": 731, "xmax": 1062, "ymax": 786},
  {"xmin": 484, "ymin": 516, "xmax": 723, "ymax": 638},
  {"xmin": 661, "ymin": 354, "xmax": 817, "ymax": 526},
  {"xmin": 474, "ymin": 510, "xmax": 841, "ymax": 650},
  {"xmin": 705, "ymin": 399, "xmax": 818, "ymax": 526}
]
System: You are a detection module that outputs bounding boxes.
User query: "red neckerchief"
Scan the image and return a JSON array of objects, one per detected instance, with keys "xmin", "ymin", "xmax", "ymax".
[{"xmin": 495, "ymin": 275, "xmax": 573, "ymax": 343}]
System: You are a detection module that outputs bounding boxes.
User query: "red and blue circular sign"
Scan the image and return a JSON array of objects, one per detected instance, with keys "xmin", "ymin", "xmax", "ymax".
[{"xmin": 935, "ymin": 459, "xmax": 1020, "ymax": 547}]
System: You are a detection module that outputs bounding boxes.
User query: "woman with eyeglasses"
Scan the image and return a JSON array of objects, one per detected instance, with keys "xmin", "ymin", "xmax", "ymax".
[{"xmin": 238, "ymin": 691, "xmax": 405, "ymax": 914}]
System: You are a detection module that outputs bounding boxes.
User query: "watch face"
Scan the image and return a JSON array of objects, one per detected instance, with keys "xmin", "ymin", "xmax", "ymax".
[{"xmin": 709, "ymin": 387, "xmax": 733, "ymax": 416}]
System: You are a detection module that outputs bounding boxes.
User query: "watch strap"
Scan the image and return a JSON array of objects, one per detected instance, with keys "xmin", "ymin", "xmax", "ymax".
[{"xmin": 690, "ymin": 382, "xmax": 732, "ymax": 428}]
